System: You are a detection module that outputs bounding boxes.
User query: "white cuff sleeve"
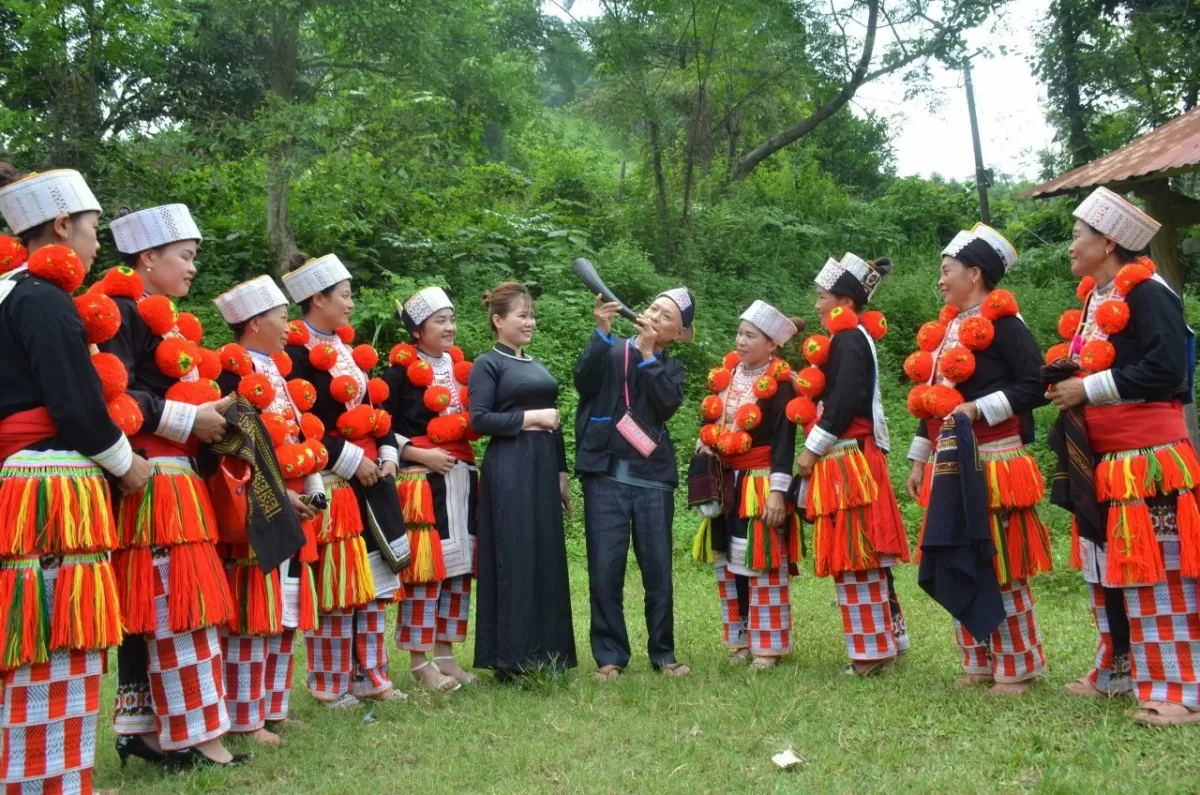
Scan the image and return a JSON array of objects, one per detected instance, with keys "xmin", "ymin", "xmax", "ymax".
[
  {"xmin": 769, "ymin": 472, "xmax": 793, "ymax": 493},
  {"xmin": 90, "ymin": 434, "xmax": 133, "ymax": 478},
  {"xmin": 804, "ymin": 426, "xmax": 837, "ymax": 457},
  {"xmin": 331, "ymin": 441, "xmax": 365, "ymax": 480},
  {"xmin": 1084, "ymin": 370, "xmax": 1120, "ymax": 406},
  {"xmin": 975, "ymin": 391, "xmax": 1014, "ymax": 426},
  {"xmin": 378, "ymin": 444, "xmax": 399, "ymax": 466},
  {"xmin": 393, "ymin": 433, "xmax": 412, "ymax": 455},
  {"xmin": 155, "ymin": 400, "xmax": 197, "ymax": 444},
  {"xmin": 907, "ymin": 436, "xmax": 933, "ymax": 464},
  {"xmin": 302, "ymin": 473, "xmax": 324, "ymax": 496}
]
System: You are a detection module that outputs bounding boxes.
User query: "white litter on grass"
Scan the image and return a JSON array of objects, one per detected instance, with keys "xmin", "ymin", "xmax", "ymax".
[{"xmin": 772, "ymin": 749, "xmax": 805, "ymax": 770}]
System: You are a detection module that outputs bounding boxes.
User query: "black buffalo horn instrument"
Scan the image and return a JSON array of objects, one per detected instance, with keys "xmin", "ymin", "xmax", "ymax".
[{"xmin": 571, "ymin": 258, "xmax": 638, "ymax": 321}]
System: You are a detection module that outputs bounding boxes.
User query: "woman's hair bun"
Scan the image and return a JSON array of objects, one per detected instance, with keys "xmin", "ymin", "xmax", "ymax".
[
  {"xmin": 788, "ymin": 316, "xmax": 806, "ymax": 333},
  {"xmin": 872, "ymin": 257, "xmax": 893, "ymax": 278},
  {"xmin": 288, "ymin": 252, "xmax": 309, "ymax": 272},
  {"xmin": 0, "ymin": 160, "xmax": 23, "ymax": 189},
  {"xmin": 115, "ymin": 206, "xmax": 134, "ymax": 219}
]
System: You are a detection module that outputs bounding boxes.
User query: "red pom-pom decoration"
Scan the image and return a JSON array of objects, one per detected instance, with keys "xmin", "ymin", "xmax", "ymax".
[
  {"xmin": 91, "ymin": 352, "xmax": 128, "ymax": 401},
  {"xmin": 701, "ymin": 395, "xmax": 723, "ymax": 422},
  {"xmin": 0, "ymin": 235, "xmax": 28, "ymax": 273},
  {"xmin": 938, "ymin": 305, "xmax": 960, "ymax": 326},
  {"xmin": 904, "ymin": 351, "xmax": 934, "ymax": 384},
  {"xmin": 428, "ymin": 414, "xmax": 467, "ymax": 445},
  {"xmin": 276, "ymin": 444, "xmax": 310, "ymax": 479},
  {"xmin": 957, "ymin": 316, "xmax": 995, "ymax": 351},
  {"xmin": 300, "ymin": 413, "xmax": 325, "ymax": 440},
  {"xmin": 716, "ymin": 430, "xmax": 753, "ymax": 457},
  {"xmin": 238, "ymin": 373, "xmax": 276, "ymax": 410},
  {"xmin": 27, "ymin": 244, "xmax": 85, "ymax": 294},
  {"xmin": 308, "ymin": 343, "xmax": 337, "ymax": 371},
  {"xmin": 407, "ymin": 360, "xmax": 435, "ymax": 388},
  {"xmin": 166, "ymin": 379, "xmax": 220, "ymax": 405},
  {"xmin": 794, "ymin": 366, "xmax": 826, "ymax": 398},
  {"xmin": 352, "ymin": 344, "xmax": 379, "ymax": 372},
  {"xmin": 286, "ymin": 320, "xmax": 309, "ymax": 346},
  {"xmin": 917, "ymin": 322, "xmax": 946, "ymax": 352},
  {"xmin": 785, "ymin": 396, "xmax": 817, "ymax": 426},
  {"xmin": 336, "ymin": 404, "xmax": 377, "ymax": 439},
  {"xmin": 287, "ymin": 379, "xmax": 317, "ymax": 411},
  {"xmin": 1095, "ymin": 300, "xmax": 1131, "ymax": 335},
  {"xmin": 1058, "ymin": 309, "xmax": 1082, "ymax": 340},
  {"xmin": 1080, "ymin": 340, "xmax": 1116, "ymax": 373},
  {"xmin": 907, "ymin": 385, "xmax": 931, "ymax": 419},
  {"xmin": 699, "ymin": 423, "xmax": 723, "ymax": 447},
  {"xmin": 980, "ymin": 289, "xmax": 1019, "ymax": 321},
  {"xmin": 459, "ymin": 387, "xmax": 469, "ymax": 410},
  {"xmin": 330, "ymin": 375, "xmax": 361, "ymax": 403},
  {"xmin": 335, "ymin": 325, "xmax": 355, "ymax": 344},
  {"xmin": 752, "ymin": 375, "xmax": 778, "ymax": 400},
  {"xmin": 453, "ymin": 360, "xmax": 473, "ymax": 385},
  {"xmin": 1045, "ymin": 343, "xmax": 1071, "ymax": 364},
  {"xmin": 734, "ymin": 404, "xmax": 763, "ymax": 431},
  {"xmin": 74, "ymin": 293, "xmax": 121, "ymax": 344},
  {"xmin": 707, "ymin": 367, "xmax": 732, "ymax": 393},
  {"xmin": 261, "ymin": 412, "xmax": 290, "ymax": 446},
  {"xmin": 449, "ymin": 346, "xmax": 465, "ymax": 364},
  {"xmin": 389, "ymin": 343, "xmax": 417, "ymax": 367},
  {"xmin": 137, "ymin": 295, "xmax": 178, "ymax": 336},
  {"xmin": 1115, "ymin": 263, "xmax": 1153, "ymax": 295},
  {"xmin": 769, "ymin": 361, "xmax": 792, "ymax": 382},
  {"xmin": 861, "ymin": 310, "xmax": 888, "ymax": 340},
  {"xmin": 155, "ymin": 337, "xmax": 198, "ymax": 379},
  {"xmin": 803, "ymin": 335, "xmax": 831, "ymax": 367},
  {"xmin": 922, "ymin": 384, "xmax": 963, "ymax": 419},
  {"xmin": 176, "ymin": 312, "xmax": 203, "ymax": 344},
  {"xmin": 1076, "ymin": 277, "xmax": 1096, "ymax": 303},
  {"xmin": 373, "ymin": 410, "xmax": 393, "ymax": 438},
  {"xmin": 308, "ymin": 440, "xmax": 330, "ymax": 471},
  {"xmin": 217, "ymin": 343, "xmax": 252, "ymax": 376},
  {"xmin": 826, "ymin": 306, "xmax": 859, "ymax": 334},
  {"xmin": 938, "ymin": 346, "xmax": 976, "ymax": 384},
  {"xmin": 196, "ymin": 348, "xmax": 221, "ymax": 380},
  {"xmin": 271, "ymin": 352, "xmax": 293, "ymax": 378},
  {"xmin": 722, "ymin": 351, "xmax": 741, "ymax": 371},
  {"xmin": 367, "ymin": 378, "xmax": 389, "ymax": 405},
  {"xmin": 107, "ymin": 393, "xmax": 144, "ymax": 436},
  {"xmin": 97, "ymin": 266, "xmax": 143, "ymax": 300},
  {"xmin": 424, "ymin": 385, "xmax": 453, "ymax": 414}
]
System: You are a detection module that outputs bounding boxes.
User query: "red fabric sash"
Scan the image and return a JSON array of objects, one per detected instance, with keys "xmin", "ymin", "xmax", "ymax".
[
  {"xmin": 409, "ymin": 435, "xmax": 476, "ymax": 464},
  {"xmin": 1085, "ymin": 402, "xmax": 1188, "ymax": 454},
  {"xmin": 331, "ymin": 432, "xmax": 377, "ymax": 463},
  {"xmin": 924, "ymin": 415, "xmax": 1019, "ymax": 445},
  {"xmin": 833, "ymin": 417, "xmax": 910, "ymax": 561},
  {"xmin": 722, "ymin": 445, "xmax": 772, "ymax": 472},
  {"xmin": 130, "ymin": 432, "xmax": 190, "ymax": 459},
  {"xmin": 0, "ymin": 407, "xmax": 56, "ymax": 461}
]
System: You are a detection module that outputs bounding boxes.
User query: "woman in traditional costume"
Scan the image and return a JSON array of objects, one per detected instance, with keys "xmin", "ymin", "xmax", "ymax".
[
  {"xmin": 1048, "ymin": 187, "xmax": 1200, "ymax": 725},
  {"xmin": 282, "ymin": 253, "xmax": 409, "ymax": 708},
  {"xmin": 213, "ymin": 275, "xmax": 325, "ymax": 743},
  {"xmin": 903, "ymin": 224, "xmax": 1052, "ymax": 696},
  {"xmin": 692, "ymin": 301, "xmax": 799, "ymax": 670},
  {"xmin": 795, "ymin": 253, "xmax": 910, "ymax": 676},
  {"xmin": 385, "ymin": 286, "xmax": 477, "ymax": 692},
  {"xmin": 99, "ymin": 204, "xmax": 242, "ymax": 765},
  {"xmin": 0, "ymin": 166, "xmax": 149, "ymax": 793},
  {"xmin": 469, "ymin": 282, "xmax": 576, "ymax": 678}
]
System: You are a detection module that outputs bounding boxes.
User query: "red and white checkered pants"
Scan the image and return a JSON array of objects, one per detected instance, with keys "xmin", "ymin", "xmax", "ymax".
[
  {"xmin": 396, "ymin": 576, "xmax": 472, "ymax": 652},
  {"xmin": 1, "ymin": 650, "xmax": 102, "ymax": 795},
  {"xmin": 222, "ymin": 629, "xmax": 297, "ymax": 731},
  {"xmin": 265, "ymin": 631, "xmax": 296, "ymax": 722},
  {"xmin": 1085, "ymin": 583, "xmax": 1132, "ymax": 695},
  {"xmin": 306, "ymin": 600, "xmax": 393, "ymax": 701},
  {"xmin": 715, "ymin": 564, "xmax": 746, "ymax": 650},
  {"xmin": 835, "ymin": 568, "xmax": 897, "ymax": 662},
  {"xmin": 953, "ymin": 579, "xmax": 1046, "ymax": 683},
  {"xmin": 1125, "ymin": 562, "xmax": 1200, "ymax": 710}
]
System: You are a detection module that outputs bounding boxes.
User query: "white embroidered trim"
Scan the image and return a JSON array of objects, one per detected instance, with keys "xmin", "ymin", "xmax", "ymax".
[
  {"xmin": 805, "ymin": 425, "xmax": 837, "ymax": 457},
  {"xmin": 975, "ymin": 391, "xmax": 1014, "ymax": 426},
  {"xmin": 90, "ymin": 434, "xmax": 133, "ymax": 477},
  {"xmin": 769, "ymin": 472, "xmax": 793, "ymax": 493},
  {"xmin": 331, "ymin": 440, "xmax": 364, "ymax": 480},
  {"xmin": 155, "ymin": 400, "xmax": 196, "ymax": 444},
  {"xmin": 1084, "ymin": 370, "xmax": 1121, "ymax": 406},
  {"xmin": 378, "ymin": 444, "xmax": 399, "ymax": 466},
  {"xmin": 907, "ymin": 435, "xmax": 933, "ymax": 464}
]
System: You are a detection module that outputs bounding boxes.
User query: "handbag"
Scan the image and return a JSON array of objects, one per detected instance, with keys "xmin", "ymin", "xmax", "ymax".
[
  {"xmin": 207, "ymin": 457, "xmax": 251, "ymax": 545},
  {"xmin": 615, "ymin": 340, "xmax": 659, "ymax": 457}
]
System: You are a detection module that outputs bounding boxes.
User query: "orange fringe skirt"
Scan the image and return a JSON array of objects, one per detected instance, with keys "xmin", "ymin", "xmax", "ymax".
[{"xmin": 316, "ymin": 474, "xmax": 374, "ymax": 611}]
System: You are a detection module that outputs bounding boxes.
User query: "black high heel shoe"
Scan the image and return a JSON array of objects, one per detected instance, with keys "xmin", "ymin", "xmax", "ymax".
[
  {"xmin": 116, "ymin": 734, "xmax": 167, "ymax": 767},
  {"xmin": 164, "ymin": 747, "xmax": 249, "ymax": 769}
]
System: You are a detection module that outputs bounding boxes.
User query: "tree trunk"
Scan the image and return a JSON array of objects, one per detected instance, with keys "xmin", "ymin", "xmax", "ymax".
[
  {"xmin": 734, "ymin": 0, "xmax": 878, "ymax": 180},
  {"xmin": 1056, "ymin": 0, "xmax": 1092, "ymax": 167},
  {"xmin": 267, "ymin": 4, "xmax": 302, "ymax": 274},
  {"xmin": 648, "ymin": 120, "xmax": 672, "ymax": 249}
]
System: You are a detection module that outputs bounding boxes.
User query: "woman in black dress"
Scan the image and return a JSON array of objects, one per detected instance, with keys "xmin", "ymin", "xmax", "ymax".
[{"xmin": 469, "ymin": 281, "xmax": 576, "ymax": 676}]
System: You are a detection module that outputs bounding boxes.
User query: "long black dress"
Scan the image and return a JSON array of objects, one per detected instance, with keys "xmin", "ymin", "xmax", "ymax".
[{"xmin": 469, "ymin": 343, "xmax": 576, "ymax": 673}]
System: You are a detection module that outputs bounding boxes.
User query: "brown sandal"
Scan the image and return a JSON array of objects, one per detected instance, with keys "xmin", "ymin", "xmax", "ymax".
[
  {"xmin": 1132, "ymin": 700, "xmax": 1200, "ymax": 726},
  {"xmin": 954, "ymin": 673, "xmax": 994, "ymax": 688},
  {"xmin": 659, "ymin": 663, "xmax": 691, "ymax": 677},
  {"xmin": 1064, "ymin": 676, "xmax": 1127, "ymax": 699},
  {"xmin": 728, "ymin": 649, "xmax": 752, "ymax": 666},
  {"xmin": 844, "ymin": 659, "xmax": 891, "ymax": 678},
  {"xmin": 594, "ymin": 664, "xmax": 622, "ymax": 682},
  {"xmin": 749, "ymin": 656, "xmax": 778, "ymax": 671},
  {"xmin": 987, "ymin": 681, "xmax": 1034, "ymax": 697}
]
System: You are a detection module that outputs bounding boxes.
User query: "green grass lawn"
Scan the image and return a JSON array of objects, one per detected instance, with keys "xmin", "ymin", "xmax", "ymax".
[{"xmin": 93, "ymin": 525, "xmax": 1200, "ymax": 795}]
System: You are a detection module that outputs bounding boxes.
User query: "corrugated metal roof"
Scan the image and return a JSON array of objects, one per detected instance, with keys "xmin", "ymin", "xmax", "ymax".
[{"xmin": 1027, "ymin": 107, "xmax": 1200, "ymax": 198}]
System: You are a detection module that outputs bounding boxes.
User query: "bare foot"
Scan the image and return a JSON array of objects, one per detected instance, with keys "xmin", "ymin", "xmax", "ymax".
[
  {"xmin": 268, "ymin": 716, "xmax": 305, "ymax": 729},
  {"xmin": 987, "ymin": 681, "xmax": 1033, "ymax": 697},
  {"xmin": 360, "ymin": 687, "xmax": 409, "ymax": 703},
  {"xmin": 728, "ymin": 649, "xmax": 752, "ymax": 666},
  {"xmin": 195, "ymin": 738, "xmax": 233, "ymax": 764},
  {"xmin": 247, "ymin": 728, "xmax": 283, "ymax": 747},
  {"xmin": 749, "ymin": 656, "xmax": 778, "ymax": 671},
  {"xmin": 954, "ymin": 673, "xmax": 994, "ymax": 688},
  {"xmin": 659, "ymin": 663, "xmax": 691, "ymax": 677},
  {"xmin": 594, "ymin": 664, "xmax": 622, "ymax": 683}
]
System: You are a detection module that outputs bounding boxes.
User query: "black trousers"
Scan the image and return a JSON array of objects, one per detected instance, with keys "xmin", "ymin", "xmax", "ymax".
[{"xmin": 582, "ymin": 475, "xmax": 677, "ymax": 668}]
